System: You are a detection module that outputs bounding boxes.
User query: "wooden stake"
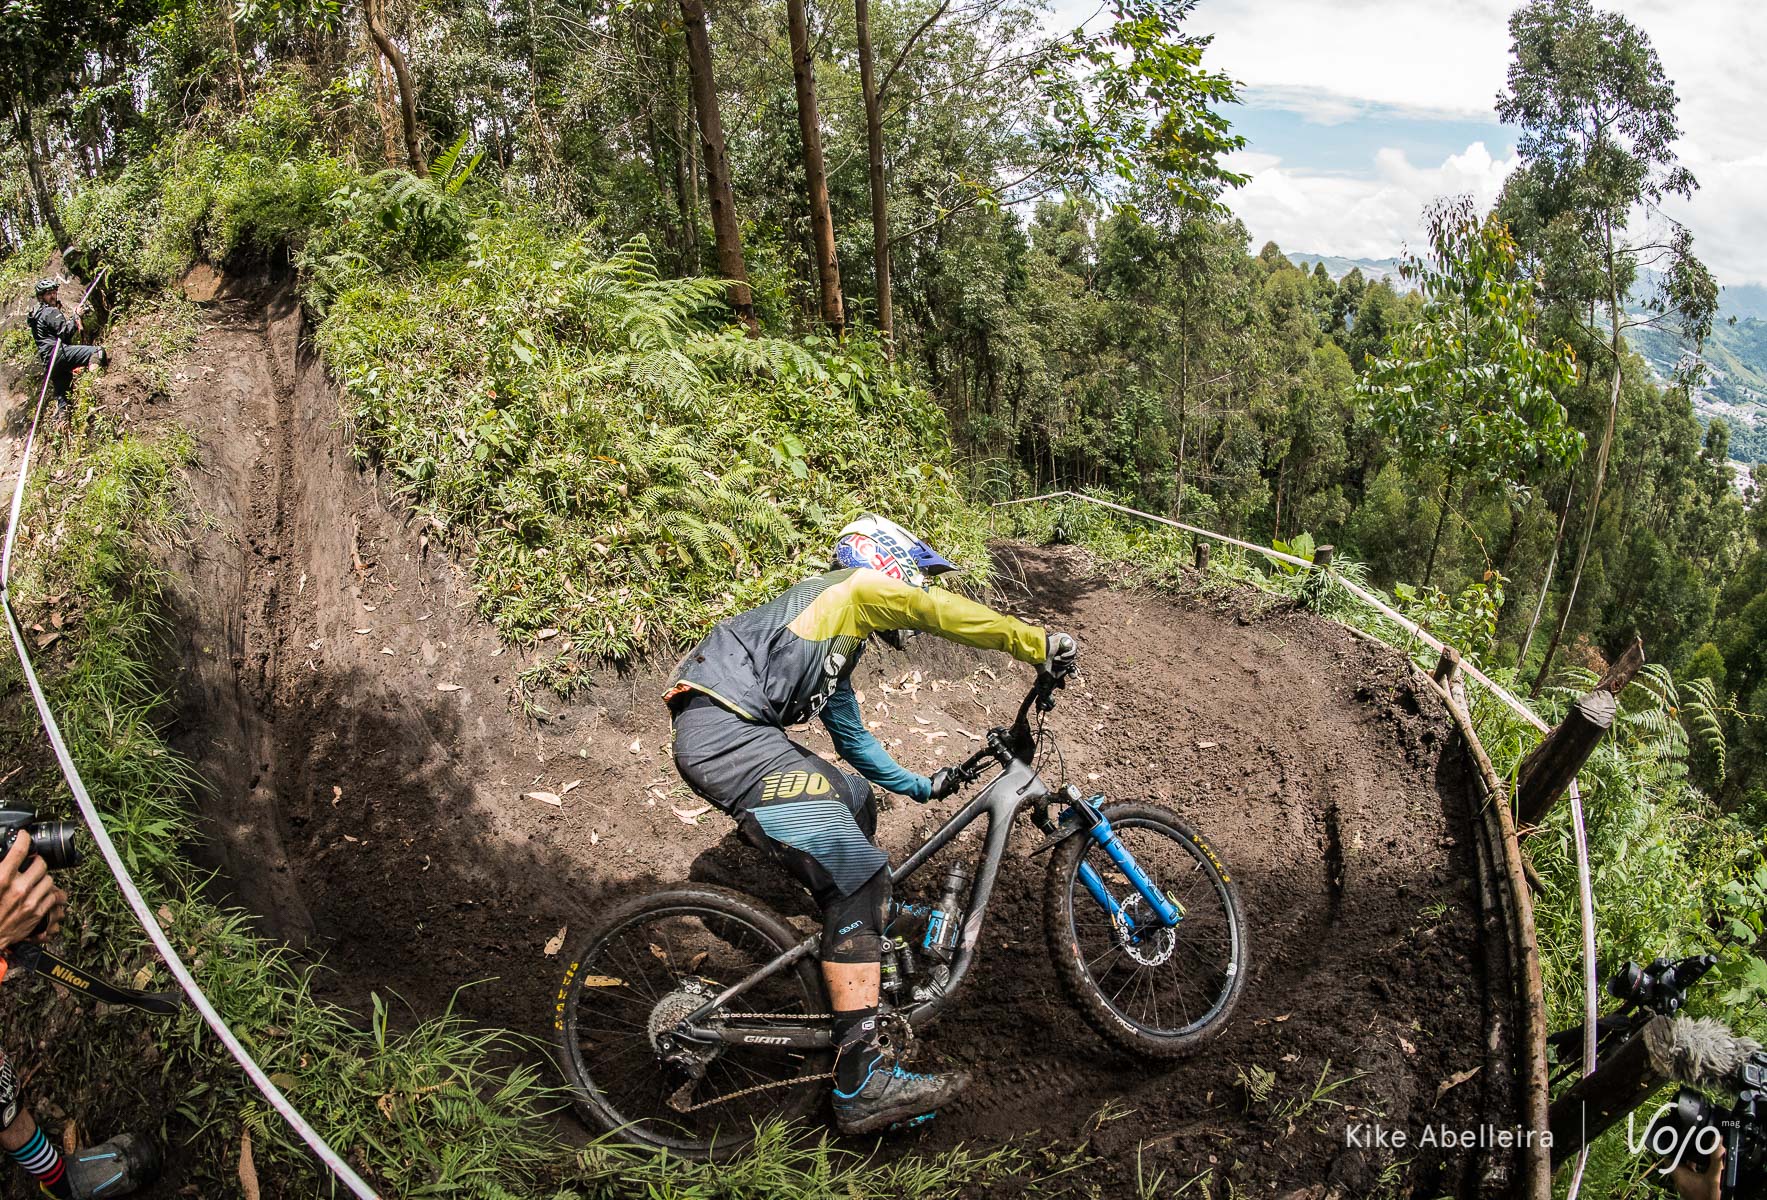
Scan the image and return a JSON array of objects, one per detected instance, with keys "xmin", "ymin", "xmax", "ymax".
[
  {"xmin": 1433, "ymin": 645, "xmax": 1461, "ymax": 687},
  {"xmin": 1515, "ymin": 689, "xmax": 1617, "ymax": 830},
  {"xmin": 1599, "ymin": 635, "xmax": 1646, "ymax": 694},
  {"xmin": 1194, "ymin": 541, "xmax": 1209, "ymax": 572},
  {"xmin": 1547, "ymin": 1016, "xmax": 1670, "ymax": 1165}
]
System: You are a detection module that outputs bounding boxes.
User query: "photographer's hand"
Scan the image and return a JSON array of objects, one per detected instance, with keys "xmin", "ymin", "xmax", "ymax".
[
  {"xmin": 1670, "ymin": 1141, "xmax": 1723, "ymax": 1200},
  {"xmin": 0, "ymin": 833, "xmax": 66, "ymax": 948}
]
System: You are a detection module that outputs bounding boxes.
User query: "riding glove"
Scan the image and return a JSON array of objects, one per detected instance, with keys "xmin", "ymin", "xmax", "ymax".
[
  {"xmin": 1046, "ymin": 631, "xmax": 1078, "ymax": 675},
  {"xmin": 926, "ymin": 768, "xmax": 960, "ymax": 800}
]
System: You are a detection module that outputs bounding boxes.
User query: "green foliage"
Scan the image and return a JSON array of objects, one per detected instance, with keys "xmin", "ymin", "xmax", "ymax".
[
  {"xmin": 568, "ymin": 1121, "xmax": 1055, "ymax": 1198},
  {"xmin": 1359, "ymin": 198, "xmax": 1582, "ymax": 488},
  {"xmin": 1392, "ymin": 574, "xmax": 1507, "ymax": 662},
  {"xmin": 317, "ymin": 222, "xmax": 988, "ymax": 689},
  {"xmin": 307, "ymin": 133, "xmax": 482, "ymax": 301},
  {"xmin": 1042, "ymin": 0, "xmax": 1247, "ymax": 208}
]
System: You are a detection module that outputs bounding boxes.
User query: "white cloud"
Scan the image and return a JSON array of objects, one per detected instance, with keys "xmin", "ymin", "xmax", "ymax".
[
  {"xmin": 1172, "ymin": 0, "xmax": 1767, "ymax": 283},
  {"xmin": 1223, "ymin": 141, "xmax": 1520, "ymax": 262}
]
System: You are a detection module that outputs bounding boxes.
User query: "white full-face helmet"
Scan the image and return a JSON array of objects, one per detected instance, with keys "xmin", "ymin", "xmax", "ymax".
[{"xmin": 830, "ymin": 514, "xmax": 958, "ymax": 648}]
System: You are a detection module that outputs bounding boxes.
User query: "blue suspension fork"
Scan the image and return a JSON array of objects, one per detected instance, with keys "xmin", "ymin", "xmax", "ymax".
[{"xmin": 1070, "ymin": 799, "xmax": 1180, "ymax": 939}]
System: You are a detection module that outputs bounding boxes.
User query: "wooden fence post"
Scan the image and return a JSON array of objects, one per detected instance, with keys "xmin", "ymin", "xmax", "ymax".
[
  {"xmin": 1302, "ymin": 544, "xmax": 1334, "ymax": 609},
  {"xmin": 1433, "ymin": 646, "xmax": 1461, "ymax": 687},
  {"xmin": 1547, "ymin": 1016, "xmax": 1670, "ymax": 1166},
  {"xmin": 1194, "ymin": 541, "xmax": 1210, "ymax": 572},
  {"xmin": 1599, "ymin": 635, "xmax": 1646, "ymax": 694},
  {"xmin": 1515, "ymin": 689, "xmax": 1618, "ymax": 830}
]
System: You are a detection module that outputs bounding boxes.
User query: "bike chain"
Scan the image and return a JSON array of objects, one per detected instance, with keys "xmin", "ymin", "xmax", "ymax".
[{"xmin": 663, "ymin": 1010, "xmax": 914, "ymax": 1114}]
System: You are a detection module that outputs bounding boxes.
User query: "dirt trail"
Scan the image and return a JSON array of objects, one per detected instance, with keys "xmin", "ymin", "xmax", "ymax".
[{"xmin": 109, "ymin": 278, "xmax": 1514, "ymax": 1195}]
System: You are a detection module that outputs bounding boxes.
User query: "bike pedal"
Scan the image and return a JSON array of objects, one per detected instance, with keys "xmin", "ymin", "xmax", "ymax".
[{"xmin": 890, "ymin": 1111, "xmax": 938, "ymax": 1131}]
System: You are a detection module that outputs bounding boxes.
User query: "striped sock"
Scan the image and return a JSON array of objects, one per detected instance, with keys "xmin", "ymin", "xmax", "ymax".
[{"xmin": 9, "ymin": 1127, "xmax": 70, "ymax": 1198}]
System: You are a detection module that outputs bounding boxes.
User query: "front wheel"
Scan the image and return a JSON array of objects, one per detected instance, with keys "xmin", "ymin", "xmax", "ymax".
[{"xmin": 1045, "ymin": 801, "xmax": 1248, "ymax": 1057}]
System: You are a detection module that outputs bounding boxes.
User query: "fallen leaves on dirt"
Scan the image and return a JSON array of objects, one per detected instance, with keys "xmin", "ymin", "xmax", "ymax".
[
  {"xmin": 672, "ymin": 805, "xmax": 710, "ymax": 825},
  {"xmin": 526, "ymin": 791, "xmax": 562, "ymax": 807},
  {"xmin": 543, "ymin": 926, "xmax": 567, "ymax": 956},
  {"xmin": 1435, "ymin": 1065, "xmax": 1480, "ymax": 1103},
  {"xmin": 238, "ymin": 1130, "xmax": 259, "ymax": 1200}
]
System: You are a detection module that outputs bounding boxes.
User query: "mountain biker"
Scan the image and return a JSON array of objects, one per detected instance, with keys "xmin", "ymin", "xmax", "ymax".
[
  {"xmin": 27, "ymin": 279, "xmax": 107, "ymax": 415},
  {"xmin": 664, "ymin": 514, "xmax": 1078, "ymax": 1134}
]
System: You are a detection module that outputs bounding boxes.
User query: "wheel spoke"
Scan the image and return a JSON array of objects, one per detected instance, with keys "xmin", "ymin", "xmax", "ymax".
[
  {"xmin": 559, "ymin": 898, "xmax": 832, "ymax": 1156},
  {"xmin": 1063, "ymin": 812, "xmax": 1243, "ymax": 1041}
]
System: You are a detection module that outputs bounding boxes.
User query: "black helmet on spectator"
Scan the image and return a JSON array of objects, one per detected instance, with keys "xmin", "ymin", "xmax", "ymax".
[{"xmin": 33, "ymin": 278, "xmax": 59, "ymax": 298}]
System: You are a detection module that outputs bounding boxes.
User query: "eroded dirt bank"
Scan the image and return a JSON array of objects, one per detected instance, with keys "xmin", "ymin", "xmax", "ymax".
[{"xmin": 121, "ymin": 278, "xmax": 1513, "ymax": 1195}]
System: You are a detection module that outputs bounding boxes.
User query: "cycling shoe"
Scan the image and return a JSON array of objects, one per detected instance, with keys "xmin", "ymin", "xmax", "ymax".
[
  {"xmin": 834, "ymin": 1063, "xmax": 969, "ymax": 1135},
  {"xmin": 67, "ymin": 1133, "xmax": 161, "ymax": 1198}
]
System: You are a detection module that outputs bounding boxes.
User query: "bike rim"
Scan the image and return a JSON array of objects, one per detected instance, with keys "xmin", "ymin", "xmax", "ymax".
[
  {"xmin": 1066, "ymin": 817, "xmax": 1243, "ymax": 1038},
  {"xmin": 562, "ymin": 902, "xmax": 828, "ymax": 1151}
]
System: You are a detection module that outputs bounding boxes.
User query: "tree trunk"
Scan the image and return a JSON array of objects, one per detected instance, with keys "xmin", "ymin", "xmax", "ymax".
[
  {"xmin": 370, "ymin": 44, "xmax": 402, "ymax": 167},
  {"xmin": 786, "ymin": 0, "xmax": 844, "ymax": 334},
  {"xmin": 855, "ymin": 0, "xmax": 891, "ymax": 348},
  {"xmin": 1518, "ymin": 477, "xmax": 1574, "ymax": 667},
  {"xmin": 223, "ymin": 6, "xmax": 248, "ymax": 104},
  {"xmin": 1424, "ymin": 466, "xmax": 1456, "ymax": 588},
  {"xmin": 678, "ymin": 0, "xmax": 757, "ymax": 333},
  {"xmin": 366, "ymin": 0, "xmax": 427, "ymax": 176},
  {"xmin": 1526, "ymin": 334, "xmax": 1618, "ymax": 696},
  {"xmin": 12, "ymin": 87, "xmax": 68, "ymax": 248}
]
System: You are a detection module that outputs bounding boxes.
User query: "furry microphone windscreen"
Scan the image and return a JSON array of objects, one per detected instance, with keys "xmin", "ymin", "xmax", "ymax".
[{"xmin": 1648, "ymin": 1016, "xmax": 1764, "ymax": 1091}]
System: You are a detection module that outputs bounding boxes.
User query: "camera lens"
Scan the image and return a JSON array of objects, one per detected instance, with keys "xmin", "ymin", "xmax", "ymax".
[{"xmin": 24, "ymin": 822, "xmax": 81, "ymax": 871}]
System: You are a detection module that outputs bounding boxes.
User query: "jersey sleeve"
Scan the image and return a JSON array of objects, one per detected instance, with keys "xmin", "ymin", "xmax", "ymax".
[
  {"xmin": 820, "ymin": 679, "xmax": 930, "ymax": 801},
  {"xmin": 848, "ymin": 572, "xmax": 1047, "ymax": 664}
]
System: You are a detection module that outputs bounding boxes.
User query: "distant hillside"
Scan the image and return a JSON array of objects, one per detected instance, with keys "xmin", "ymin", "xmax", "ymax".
[
  {"xmin": 1287, "ymin": 252, "xmax": 1404, "ymax": 284},
  {"xmin": 1629, "ymin": 317, "xmax": 1767, "ymax": 463}
]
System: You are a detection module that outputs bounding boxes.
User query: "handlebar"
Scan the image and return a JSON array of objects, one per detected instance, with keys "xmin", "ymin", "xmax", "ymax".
[{"xmin": 946, "ymin": 666, "xmax": 1070, "ymax": 788}]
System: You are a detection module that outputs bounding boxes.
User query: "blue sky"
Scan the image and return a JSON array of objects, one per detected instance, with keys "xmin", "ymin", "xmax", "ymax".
[
  {"xmin": 1044, "ymin": 0, "xmax": 1767, "ymax": 286},
  {"xmin": 1229, "ymin": 100, "xmax": 1515, "ymax": 183}
]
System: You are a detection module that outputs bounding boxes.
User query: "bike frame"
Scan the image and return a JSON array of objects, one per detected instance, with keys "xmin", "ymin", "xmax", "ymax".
[{"xmin": 671, "ymin": 674, "xmax": 1182, "ymax": 1053}]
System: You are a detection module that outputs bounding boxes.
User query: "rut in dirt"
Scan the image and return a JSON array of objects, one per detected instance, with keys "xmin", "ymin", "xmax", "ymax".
[{"xmin": 133, "ymin": 278, "xmax": 1516, "ymax": 1196}]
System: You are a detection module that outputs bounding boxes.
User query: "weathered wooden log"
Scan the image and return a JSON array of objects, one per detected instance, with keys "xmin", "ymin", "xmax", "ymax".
[
  {"xmin": 1433, "ymin": 645, "xmax": 1461, "ymax": 686},
  {"xmin": 1547, "ymin": 1016, "xmax": 1670, "ymax": 1166},
  {"xmin": 1515, "ymin": 689, "xmax": 1618, "ymax": 830},
  {"xmin": 1313, "ymin": 543, "xmax": 1334, "ymax": 569},
  {"xmin": 1444, "ymin": 671, "xmax": 1553, "ymax": 1200},
  {"xmin": 1599, "ymin": 635, "xmax": 1646, "ymax": 694},
  {"xmin": 1194, "ymin": 541, "xmax": 1210, "ymax": 572}
]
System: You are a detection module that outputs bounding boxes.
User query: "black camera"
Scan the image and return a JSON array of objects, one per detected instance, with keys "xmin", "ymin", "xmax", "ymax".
[
  {"xmin": 1647, "ymin": 1053, "xmax": 1767, "ymax": 1198},
  {"xmin": 1608, "ymin": 954, "xmax": 1717, "ymax": 1016},
  {"xmin": 0, "ymin": 810, "xmax": 81, "ymax": 871}
]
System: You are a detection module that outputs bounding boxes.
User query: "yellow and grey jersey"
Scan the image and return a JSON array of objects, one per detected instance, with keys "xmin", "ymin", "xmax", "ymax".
[{"xmin": 668, "ymin": 567, "xmax": 1047, "ymax": 726}]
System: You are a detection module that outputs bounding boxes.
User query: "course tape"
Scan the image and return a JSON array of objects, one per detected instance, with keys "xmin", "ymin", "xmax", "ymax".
[
  {"xmin": 999, "ymin": 489, "xmax": 1601, "ymax": 1178},
  {"xmin": 1, "ymin": 271, "xmax": 380, "ymax": 1199}
]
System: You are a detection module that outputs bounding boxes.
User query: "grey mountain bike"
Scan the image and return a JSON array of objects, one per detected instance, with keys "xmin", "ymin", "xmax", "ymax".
[{"xmin": 552, "ymin": 668, "xmax": 1249, "ymax": 1158}]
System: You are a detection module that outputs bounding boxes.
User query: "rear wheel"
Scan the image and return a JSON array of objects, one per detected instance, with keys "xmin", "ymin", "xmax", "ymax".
[
  {"xmin": 553, "ymin": 885, "xmax": 831, "ymax": 1159},
  {"xmin": 1045, "ymin": 801, "xmax": 1248, "ymax": 1057}
]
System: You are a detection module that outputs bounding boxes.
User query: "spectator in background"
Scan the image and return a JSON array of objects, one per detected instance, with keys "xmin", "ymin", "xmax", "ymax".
[
  {"xmin": 26, "ymin": 279, "xmax": 107, "ymax": 417},
  {"xmin": 0, "ymin": 832, "xmax": 159, "ymax": 1197}
]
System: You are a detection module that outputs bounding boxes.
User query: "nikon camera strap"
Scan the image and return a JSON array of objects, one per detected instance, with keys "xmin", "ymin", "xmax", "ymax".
[{"xmin": 0, "ymin": 945, "xmax": 184, "ymax": 1015}]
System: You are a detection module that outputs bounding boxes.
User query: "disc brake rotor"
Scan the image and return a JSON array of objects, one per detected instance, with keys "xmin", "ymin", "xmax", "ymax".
[{"xmin": 1116, "ymin": 895, "xmax": 1178, "ymax": 967}]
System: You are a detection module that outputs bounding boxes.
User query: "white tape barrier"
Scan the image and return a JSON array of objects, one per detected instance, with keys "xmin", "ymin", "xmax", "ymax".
[
  {"xmin": 1, "ymin": 272, "xmax": 379, "ymax": 1199},
  {"xmin": 999, "ymin": 490, "xmax": 1602, "ymax": 1184}
]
